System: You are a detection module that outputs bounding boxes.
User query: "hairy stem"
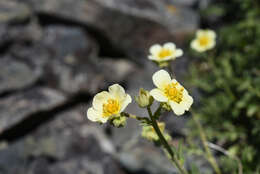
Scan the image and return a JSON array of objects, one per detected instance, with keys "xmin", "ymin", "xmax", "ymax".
[{"xmin": 147, "ymin": 106, "xmax": 188, "ymax": 174}]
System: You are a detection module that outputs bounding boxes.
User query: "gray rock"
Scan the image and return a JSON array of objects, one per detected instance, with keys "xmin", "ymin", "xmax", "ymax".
[
  {"xmin": 0, "ymin": 56, "xmax": 42, "ymax": 94},
  {"xmin": 24, "ymin": 0, "xmax": 198, "ymax": 63},
  {"xmin": 0, "ymin": 106, "xmax": 124, "ymax": 174},
  {"xmin": 7, "ymin": 20, "xmax": 43, "ymax": 43},
  {"xmin": 39, "ymin": 157, "xmax": 104, "ymax": 174},
  {"xmin": 98, "ymin": 58, "xmax": 136, "ymax": 83},
  {"xmin": 20, "ymin": 107, "xmax": 115, "ymax": 159},
  {"xmin": 0, "ymin": 24, "xmax": 8, "ymax": 46},
  {"xmin": 27, "ymin": 156, "xmax": 125, "ymax": 174},
  {"xmin": 40, "ymin": 25, "xmax": 136, "ymax": 94},
  {"xmin": 39, "ymin": 25, "xmax": 101, "ymax": 94},
  {"xmin": 0, "ymin": 1, "xmax": 31, "ymax": 24},
  {"xmin": 117, "ymin": 139, "xmax": 179, "ymax": 174},
  {"xmin": 163, "ymin": 0, "xmax": 198, "ymax": 7},
  {"xmin": 0, "ymin": 87, "xmax": 66, "ymax": 132},
  {"xmin": 42, "ymin": 25, "xmax": 98, "ymax": 60},
  {"xmin": 10, "ymin": 43, "xmax": 50, "ymax": 68}
]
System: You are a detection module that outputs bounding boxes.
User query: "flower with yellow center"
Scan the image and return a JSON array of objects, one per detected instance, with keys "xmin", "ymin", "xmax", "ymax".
[
  {"xmin": 150, "ymin": 70, "xmax": 193, "ymax": 115},
  {"xmin": 148, "ymin": 42, "xmax": 183, "ymax": 62},
  {"xmin": 87, "ymin": 84, "xmax": 132, "ymax": 123},
  {"xmin": 191, "ymin": 29, "xmax": 216, "ymax": 52}
]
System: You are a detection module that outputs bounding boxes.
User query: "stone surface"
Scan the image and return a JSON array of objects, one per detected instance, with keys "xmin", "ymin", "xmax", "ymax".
[
  {"xmin": 117, "ymin": 139, "xmax": 179, "ymax": 174},
  {"xmin": 23, "ymin": 0, "xmax": 198, "ymax": 63},
  {"xmin": 40, "ymin": 25, "xmax": 100, "ymax": 94},
  {"xmin": 0, "ymin": 56, "xmax": 42, "ymax": 94},
  {"xmin": 0, "ymin": 107, "xmax": 124, "ymax": 174},
  {"xmin": 0, "ymin": 1, "xmax": 31, "ymax": 24},
  {"xmin": 0, "ymin": 87, "xmax": 66, "ymax": 132},
  {"xmin": 38, "ymin": 25, "xmax": 136, "ymax": 94}
]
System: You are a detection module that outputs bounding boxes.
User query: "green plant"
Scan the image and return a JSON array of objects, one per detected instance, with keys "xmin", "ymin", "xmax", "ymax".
[{"xmin": 187, "ymin": 0, "xmax": 260, "ymax": 173}]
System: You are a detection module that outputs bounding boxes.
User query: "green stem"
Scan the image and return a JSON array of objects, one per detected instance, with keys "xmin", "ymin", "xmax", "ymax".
[
  {"xmin": 168, "ymin": 64, "xmax": 176, "ymax": 79},
  {"xmin": 147, "ymin": 107, "xmax": 188, "ymax": 174},
  {"xmin": 191, "ymin": 112, "xmax": 222, "ymax": 174},
  {"xmin": 154, "ymin": 104, "xmax": 162, "ymax": 119},
  {"xmin": 121, "ymin": 112, "xmax": 150, "ymax": 123}
]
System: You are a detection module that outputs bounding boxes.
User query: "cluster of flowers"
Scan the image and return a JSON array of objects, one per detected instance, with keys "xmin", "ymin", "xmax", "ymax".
[{"xmin": 87, "ymin": 29, "xmax": 216, "ymax": 141}]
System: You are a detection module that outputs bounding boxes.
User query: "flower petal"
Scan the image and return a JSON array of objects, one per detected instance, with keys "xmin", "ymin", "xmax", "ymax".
[
  {"xmin": 191, "ymin": 39, "xmax": 205, "ymax": 52},
  {"xmin": 148, "ymin": 55, "xmax": 159, "ymax": 61},
  {"xmin": 87, "ymin": 107, "xmax": 101, "ymax": 122},
  {"xmin": 175, "ymin": 49, "xmax": 183, "ymax": 57},
  {"xmin": 197, "ymin": 29, "xmax": 206, "ymax": 37},
  {"xmin": 163, "ymin": 42, "xmax": 176, "ymax": 50},
  {"xmin": 93, "ymin": 91, "xmax": 111, "ymax": 111},
  {"xmin": 180, "ymin": 92, "xmax": 193, "ymax": 109},
  {"xmin": 120, "ymin": 94, "xmax": 132, "ymax": 112},
  {"xmin": 108, "ymin": 84, "xmax": 126, "ymax": 101},
  {"xmin": 150, "ymin": 89, "xmax": 168, "ymax": 102},
  {"xmin": 152, "ymin": 70, "xmax": 172, "ymax": 89},
  {"xmin": 169, "ymin": 101, "xmax": 185, "ymax": 116},
  {"xmin": 149, "ymin": 44, "xmax": 162, "ymax": 55},
  {"xmin": 207, "ymin": 30, "xmax": 216, "ymax": 39}
]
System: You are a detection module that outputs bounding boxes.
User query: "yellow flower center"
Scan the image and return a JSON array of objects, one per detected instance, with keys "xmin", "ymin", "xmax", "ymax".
[
  {"xmin": 164, "ymin": 83, "xmax": 184, "ymax": 103},
  {"xmin": 199, "ymin": 36, "xmax": 210, "ymax": 46},
  {"xmin": 102, "ymin": 99, "xmax": 120, "ymax": 117},
  {"xmin": 158, "ymin": 48, "xmax": 173, "ymax": 59}
]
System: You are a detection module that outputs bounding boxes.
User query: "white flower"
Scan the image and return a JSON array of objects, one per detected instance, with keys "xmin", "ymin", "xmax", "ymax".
[
  {"xmin": 150, "ymin": 70, "xmax": 193, "ymax": 116},
  {"xmin": 191, "ymin": 29, "xmax": 216, "ymax": 52},
  {"xmin": 148, "ymin": 42, "xmax": 183, "ymax": 62},
  {"xmin": 87, "ymin": 84, "xmax": 132, "ymax": 123}
]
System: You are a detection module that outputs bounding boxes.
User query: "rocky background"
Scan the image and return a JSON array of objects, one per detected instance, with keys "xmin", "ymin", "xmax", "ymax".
[{"xmin": 0, "ymin": 0, "xmax": 209, "ymax": 173}]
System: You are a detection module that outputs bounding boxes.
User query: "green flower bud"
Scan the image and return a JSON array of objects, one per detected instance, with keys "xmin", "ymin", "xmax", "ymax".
[
  {"xmin": 111, "ymin": 115, "xmax": 127, "ymax": 128},
  {"xmin": 135, "ymin": 88, "xmax": 154, "ymax": 108},
  {"xmin": 161, "ymin": 102, "xmax": 171, "ymax": 111}
]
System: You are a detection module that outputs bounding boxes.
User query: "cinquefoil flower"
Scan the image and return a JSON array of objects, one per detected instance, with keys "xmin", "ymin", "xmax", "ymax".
[
  {"xmin": 150, "ymin": 70, "xmax": 193, "ymax": 115},
  {"xmin": 148, "ymin": 42, "xmax": 183, "ymax": 62},
  {"xmin": 87, "ymin": 84, "xmax": 132, "ymax": 123},
  {"xmin": 191, "ymin": 29, "xmax": 216, "ymax": 52}
]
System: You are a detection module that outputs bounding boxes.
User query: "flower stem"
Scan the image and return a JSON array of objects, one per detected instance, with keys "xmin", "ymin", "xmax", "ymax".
[
  {"xmin": 168, "ymin": 64, "xmax": 176, "ymax": 79},
  {"xmin": 147, "ymin": 106, "xmax": 188, "ymax": 174},
  {"xmin": 121, "ymin": 112, "xmax": 150, "ymax": 123},
  {"xmin": 191, "ymin": 112, "xmax": 222, "ymax": 174}
]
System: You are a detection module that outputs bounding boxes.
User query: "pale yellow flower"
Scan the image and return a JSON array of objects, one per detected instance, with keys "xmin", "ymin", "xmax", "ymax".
[
  {"xmin": 150, "ymin": 70, "xmax": 193, "ymax": 116},
  {"xmin": 191, "ymin": 29, "xmax": 216, "ymax": 52},
  {"xmin": 87, "ymin": 84, "xmax": 132, "ymax": 123},
  {"xmin": 148, "ymin": 42, "xmax": 183, "ymax": 62}
]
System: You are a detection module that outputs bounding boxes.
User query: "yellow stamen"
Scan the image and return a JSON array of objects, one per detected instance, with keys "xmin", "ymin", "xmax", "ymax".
[
  {"xmin": 199, "ymin": 36, "xmax": 210, "ymax": 46},
  {"xmin": 158, "ymin": 48, "xmax": 173, "ymax": 59},
  {"xmin": 103, "ymin": 99, "xmax": 120, "ymax": 117},
  {"xmin": 164, "ymin": 83, "xmax": 184, "ymax": 103}
]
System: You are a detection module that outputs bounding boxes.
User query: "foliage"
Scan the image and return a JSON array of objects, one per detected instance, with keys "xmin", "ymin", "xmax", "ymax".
[{"xmin": 187, "ymin": 0, "xmax": 260, "ymax": 173}]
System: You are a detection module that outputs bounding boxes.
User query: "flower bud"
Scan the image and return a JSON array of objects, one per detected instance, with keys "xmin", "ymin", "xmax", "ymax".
[
  {"xmin": 111, "ymin": 115, "xmax": 127, "ymax": 128},
  {"xmin": 161, "ymin": 102, "xmax": 171, "ymax": 111},
  {"xmin": 135, "ymin": 88, "xmax": 154, "ymax": 108}
]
